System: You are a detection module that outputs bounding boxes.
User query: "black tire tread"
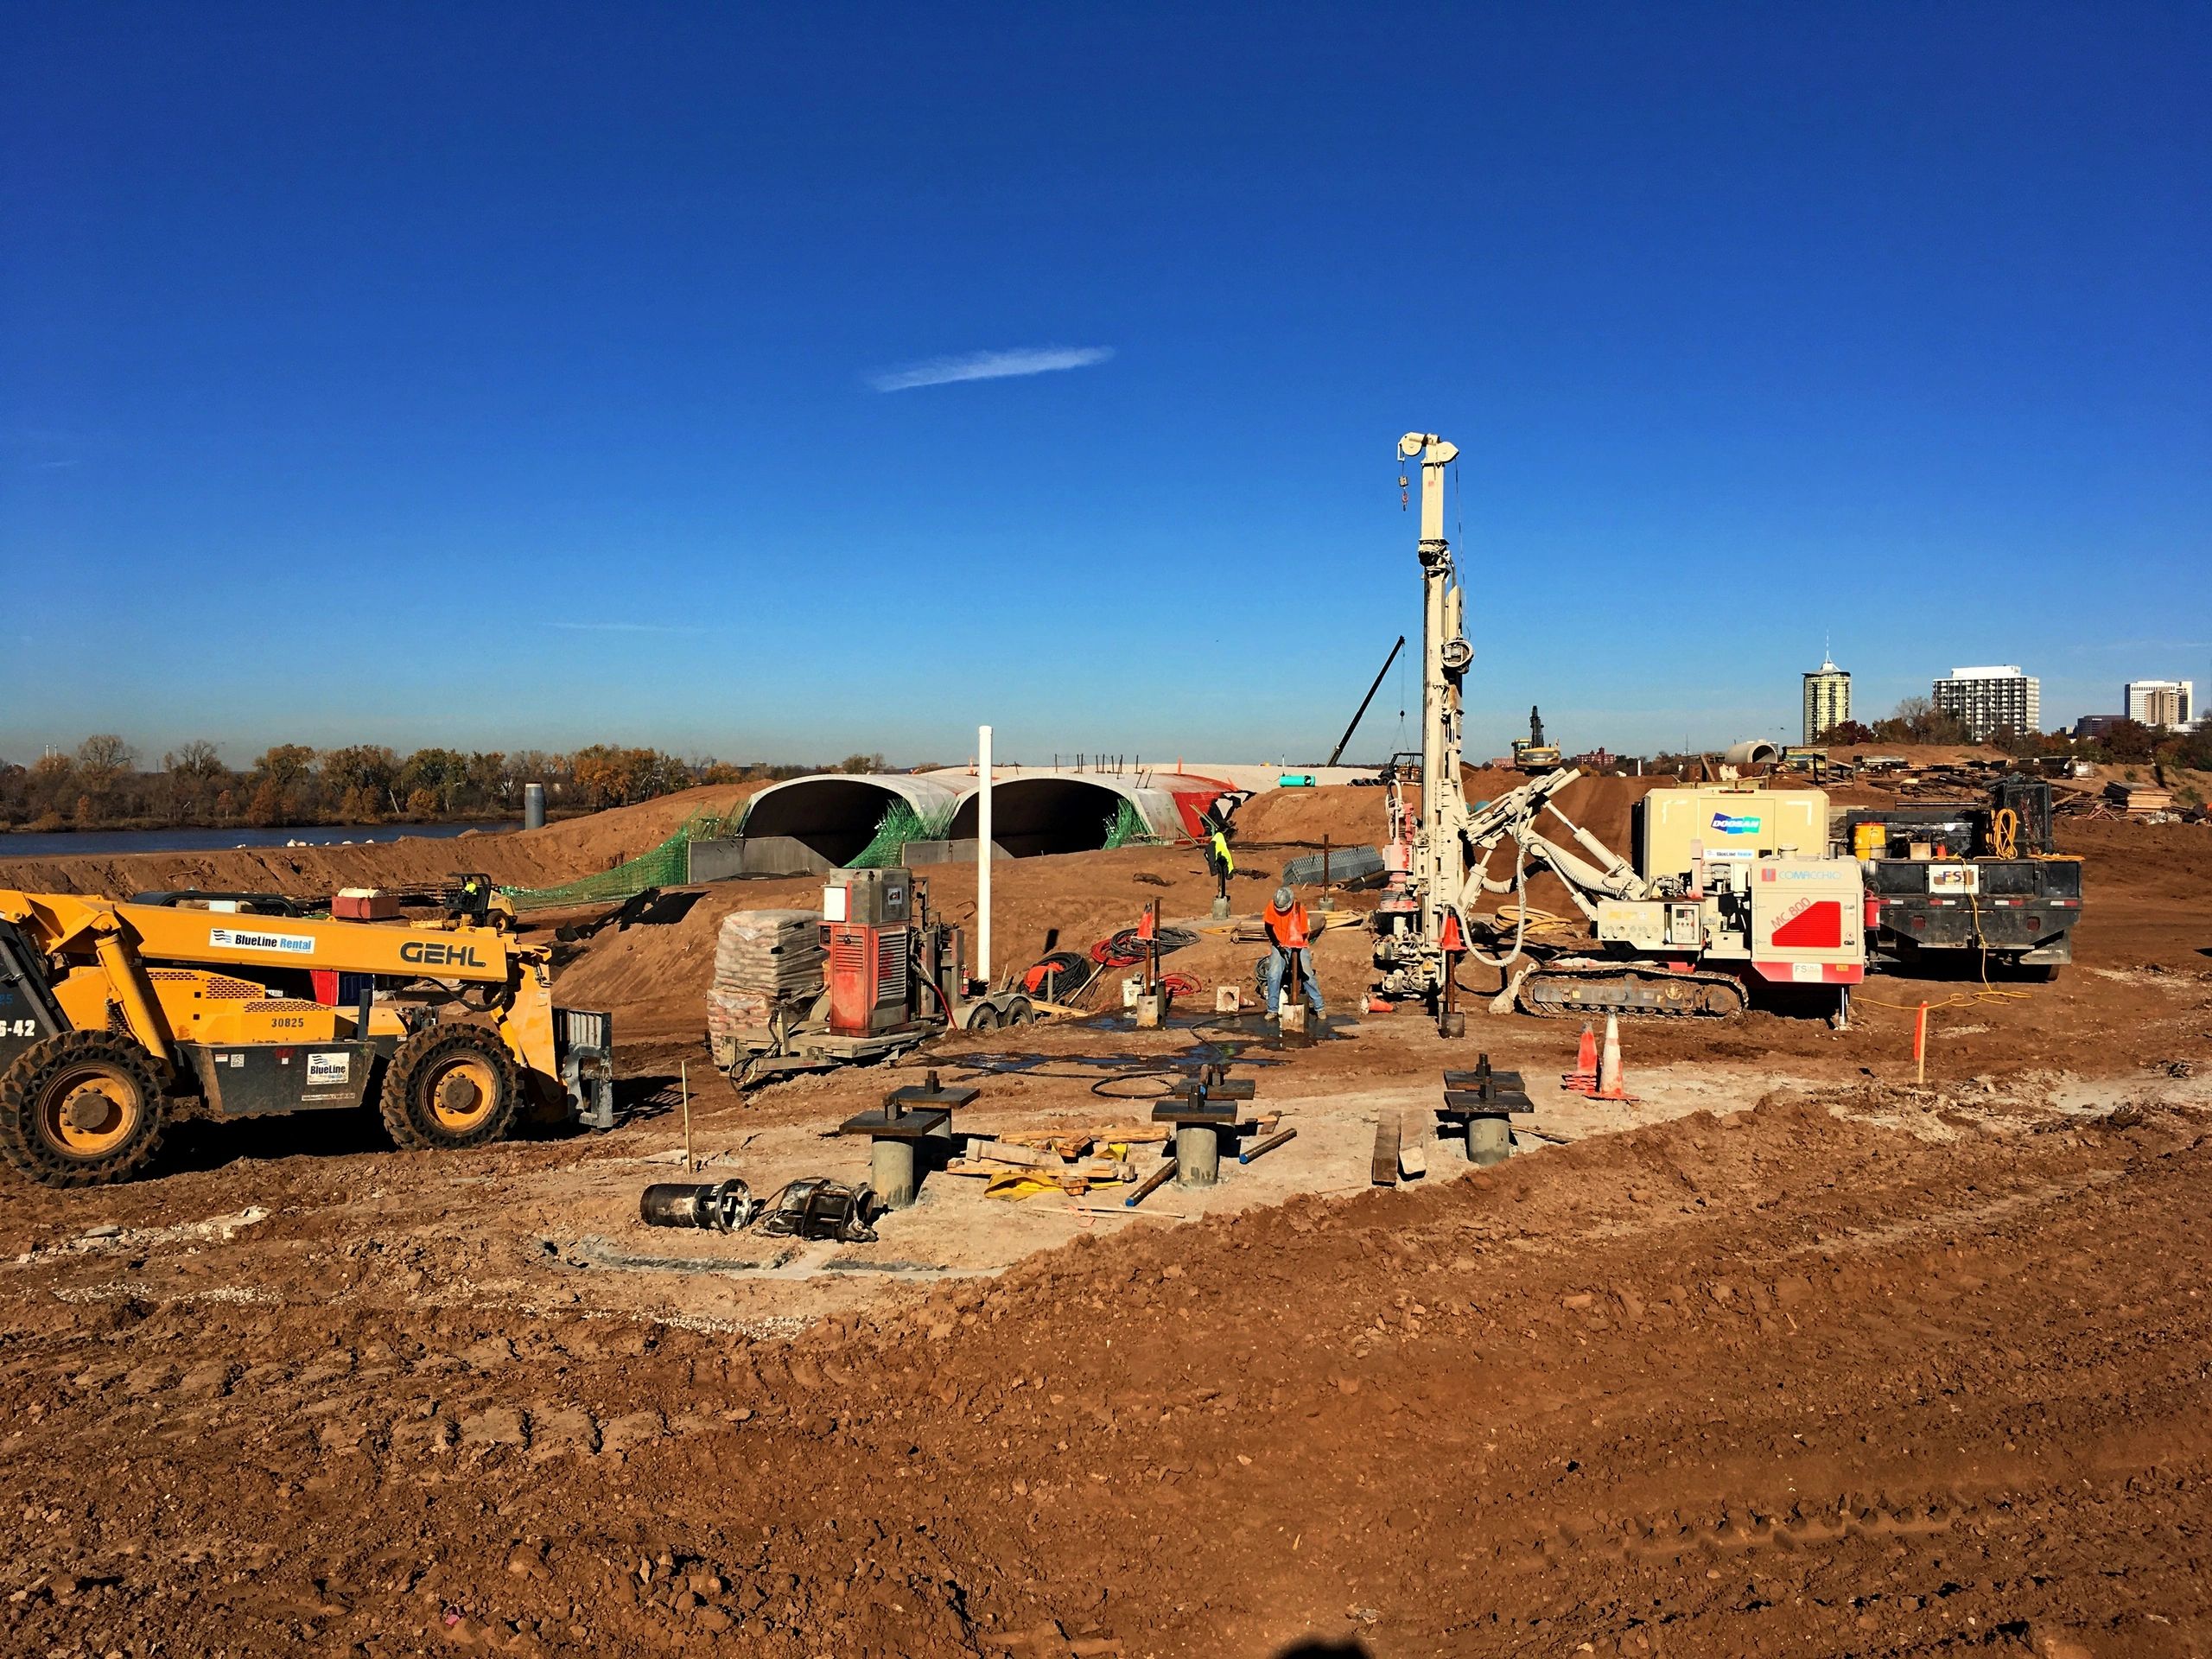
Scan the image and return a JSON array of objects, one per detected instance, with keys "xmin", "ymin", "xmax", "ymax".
[
  {"xmin": 0, "ymin": 1031, "xmax": 168, "ymax": 1189},
  {"xmin": 378, "ymin": 1023, "xmax": 522, "ymax": 1152}
]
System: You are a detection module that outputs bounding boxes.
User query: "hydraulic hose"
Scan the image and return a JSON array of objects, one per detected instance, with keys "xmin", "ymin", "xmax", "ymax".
[{"xmin": 1465, "ymin": 834, "xmax": 1533, "ymax": 969}]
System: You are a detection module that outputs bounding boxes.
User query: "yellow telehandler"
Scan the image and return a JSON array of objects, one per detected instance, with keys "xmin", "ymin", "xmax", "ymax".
[{"xmin": 0, "ymin": 880, "xmax": 613, "ymax": 1187}]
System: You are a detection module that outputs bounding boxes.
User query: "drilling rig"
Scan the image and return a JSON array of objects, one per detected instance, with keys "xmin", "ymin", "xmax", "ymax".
[{"xmin": 1368, "ymin": 433, "xmax": 1866, "ymax": 1020}]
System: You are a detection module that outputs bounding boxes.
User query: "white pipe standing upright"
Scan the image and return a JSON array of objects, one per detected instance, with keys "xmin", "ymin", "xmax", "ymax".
[{"xmin": 976, "ymin": 724, "xmax": 993, "ymax": 992}]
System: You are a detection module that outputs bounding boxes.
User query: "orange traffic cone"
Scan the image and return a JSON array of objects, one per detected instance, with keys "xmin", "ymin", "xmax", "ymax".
[
  {"xmin": 1591, "ymin": 1014, "xmax": 1637, "ymax": 1103},
  {"xmin": 1561, "ymin": 1022, "xmax": 1599, "ymax": 1093}
]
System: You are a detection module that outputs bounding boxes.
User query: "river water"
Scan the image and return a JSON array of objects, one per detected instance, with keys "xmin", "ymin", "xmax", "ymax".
[{"xmin": 0, "ymin": 823, "xmax": 522, "ymax": 860}]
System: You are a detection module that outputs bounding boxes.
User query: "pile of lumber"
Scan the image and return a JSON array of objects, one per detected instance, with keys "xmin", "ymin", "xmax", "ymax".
[
  {"xmin": 947, "ymin": 1114, "xmax": 1282, "ymax": 1198},
  {"xmin": 2104, "ymin": 781, "xmax": 2175, "ymax": 817},
  {"xmin": 707, "ymin": 908, "xmax": 824, "ymax": 1042}
]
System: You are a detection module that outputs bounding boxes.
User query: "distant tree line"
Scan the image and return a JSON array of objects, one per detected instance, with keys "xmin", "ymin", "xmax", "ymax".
[
  {"xmin": 0, "ymin": 738, "xmax": 822, "ymax": 834},
  {"xmin": 1815, "ymin": 697, "xmax": 2212, "ymax": 770}
]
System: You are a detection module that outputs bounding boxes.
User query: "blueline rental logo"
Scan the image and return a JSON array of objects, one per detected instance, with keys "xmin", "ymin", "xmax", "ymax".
[{"xmin": 1710, "ymin": 812, "xmax": 1762, "ymax": 835}]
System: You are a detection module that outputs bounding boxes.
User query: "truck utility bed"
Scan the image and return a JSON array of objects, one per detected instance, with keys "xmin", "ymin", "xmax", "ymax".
[
  {"xmin": 1840, "ymin": 778, "xmax": 2083, "ymax": 972},
  {"xmin": 1860, "ymin": 855, "xmax": 2082, "ymax": 964}
]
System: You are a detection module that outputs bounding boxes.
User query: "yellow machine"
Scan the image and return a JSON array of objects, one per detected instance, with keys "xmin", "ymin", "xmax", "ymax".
[{"xmin": 0, "ymin": 884, "xmax": 613, "ymax": 1187}]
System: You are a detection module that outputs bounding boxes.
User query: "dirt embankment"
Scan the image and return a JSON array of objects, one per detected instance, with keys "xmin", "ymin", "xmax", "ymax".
[
  {"xmin": 0, "ymin": 782, "xmax": 771, "ymax": 901},
  {"xmin": 1230, "ymin": 770, "xmax": 1834, "ymax": 855}
]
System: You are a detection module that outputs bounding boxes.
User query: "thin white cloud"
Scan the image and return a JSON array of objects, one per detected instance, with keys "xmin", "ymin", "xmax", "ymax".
[
  {"xmin": 868, "ymin": 345, "xmax": 1115, "ymax": 393},
  {"xmin": 547, "ymin": 620, "xmax": 710, "ymax": 635},
  {"xmin": 2063, "ymin": 639, "xmax": 2212, "ymax": 655}
]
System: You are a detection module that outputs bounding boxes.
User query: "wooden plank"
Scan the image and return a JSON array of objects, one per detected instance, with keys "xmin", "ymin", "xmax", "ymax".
[
  {"xmin": 943, "ymin": 1158, "xmax": 1026, "ymax": 1179},
  {"xmin": 965, "ymin": 1139, "xmax": 1063, "ymax": 1169},
  {"xmin": 995, "ymin": 1130, "xmax": 1096, "ymax": 1155},
  {"xmin": 945, "ymin": 1155, "xmax": 1127, "ymax": 1182},
  {"xmin": 1371, "ymin": 1114, "xmax": 1401, "ymax": 1185}
]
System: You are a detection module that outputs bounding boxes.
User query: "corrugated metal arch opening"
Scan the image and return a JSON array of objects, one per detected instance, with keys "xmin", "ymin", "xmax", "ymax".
[
  {"xmin": 944, "ymin": 778, "xmax": 1136, "ymax": 857},
  {"xmin": 739, "ymin": 776, "xmax": 959, "ymax": 868}
]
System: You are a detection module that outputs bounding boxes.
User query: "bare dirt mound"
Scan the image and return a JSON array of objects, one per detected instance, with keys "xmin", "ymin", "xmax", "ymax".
[
  {"xmin": 1231, "ymin": 769, "xmax": 1534, "ymax": 846},
  {"xmin": 0, "ymin": 781, "xmax": 771, "ymax": 903}
]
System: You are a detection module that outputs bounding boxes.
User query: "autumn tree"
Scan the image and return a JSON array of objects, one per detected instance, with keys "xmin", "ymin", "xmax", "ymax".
[
  {"xmin": 2097, "ymin": 718, "xmax": 2158, "ymax": 764},
  {"xmin": 75, "ymin": 734, "xmax": 137, "ymax": 778},
  {"xmin": 26, "ymin": 753, "xmax": 76, "ymax": 825},
  {"xmin": 398, "ymin": 747, "xmax": 469, "ymax": 814},
  {"xmin": 570, "ymin": 745, "xmax": 631, "ymax": 808},
  {"xmin": 246, "ymin": 779, "xmax": 288, "ymax": 826},
  {"xmin": 466, "ymin": 750, "xmax": 509, "ymax": 805},
  {"xmin": 321, "ymin": 745, "xmax": 398, "ymax": 817},
  {"xmin": 163, "ymin": 740, "xmax": 224, "ymax": 778},
  {"xmin": 161, "ymin": 739, "xmax": 229, "ymax": 823}
]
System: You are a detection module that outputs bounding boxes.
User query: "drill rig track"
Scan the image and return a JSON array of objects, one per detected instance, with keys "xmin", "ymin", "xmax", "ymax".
[{"xmin": 1511, "ymin": 958, "xmax": 1750, "ymax": 1020}]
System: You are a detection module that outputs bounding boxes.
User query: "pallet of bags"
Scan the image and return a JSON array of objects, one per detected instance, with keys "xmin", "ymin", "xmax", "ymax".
[
  {"xmin": 713, "ymin": 908, "xmax": 824, "ymax": 992},
  {"xmin": 709, "ymin": 909, "xmax": 825, "ymax": 1042}
]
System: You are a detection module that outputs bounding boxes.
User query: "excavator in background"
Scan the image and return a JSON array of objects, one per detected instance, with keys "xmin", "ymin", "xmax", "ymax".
[
  {"xmin": 0, "ymin": 883, "xmax": 614, "ymax": 1187},
  {"xmin": 1510, "ymin": 706, "xmax": 1563, "ymax": 773},
  {"xmin": 1369, "ymin": 433, "xmax": 1866, "ymax": 1020}
]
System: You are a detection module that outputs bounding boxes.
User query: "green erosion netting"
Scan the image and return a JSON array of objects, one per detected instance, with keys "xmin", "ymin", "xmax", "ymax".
[
  {"xmin": 500, "ymin": 806, "xmax": 747, "ymax": 910},
  {"xmin": 1103, "ymin": 798, "xmax": 1160, "ymax": 849},
  {"xmin": 849, "ymin": 799, "xmax": 957, "ymax": 868}
]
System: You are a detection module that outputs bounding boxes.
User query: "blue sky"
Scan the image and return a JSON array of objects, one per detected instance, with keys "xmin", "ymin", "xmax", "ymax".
[{"xmin": 3, "ymin": 2, "xmax": 2206, "ymax": 767}]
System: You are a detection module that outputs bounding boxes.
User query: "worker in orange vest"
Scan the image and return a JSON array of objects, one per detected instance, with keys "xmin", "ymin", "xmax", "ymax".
[{"xmin": 1262, "ymin": 886, "xmax": 1325, "ymax": 1020}]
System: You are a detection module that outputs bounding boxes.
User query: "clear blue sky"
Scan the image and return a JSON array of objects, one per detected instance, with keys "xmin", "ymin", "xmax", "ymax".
[{"xmin": 3, "ymin": 2, "xmax": 2206, "ymax": 767}]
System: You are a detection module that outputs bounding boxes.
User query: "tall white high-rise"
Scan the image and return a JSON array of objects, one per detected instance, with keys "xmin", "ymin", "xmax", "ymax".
[{"xmin": 1934, "ymin": 666, "xmax": 2040, "ymax": 741}]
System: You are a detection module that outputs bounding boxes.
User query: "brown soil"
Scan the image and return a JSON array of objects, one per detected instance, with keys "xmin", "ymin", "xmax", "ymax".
[{"xmin": 3, "ymin": 798, "xmax": 2210, "ymax": 1656}]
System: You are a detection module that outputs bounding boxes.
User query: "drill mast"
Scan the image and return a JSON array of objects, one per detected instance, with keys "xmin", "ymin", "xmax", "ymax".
[{"xmin": 1407, "ymin": 433, "xmax": 1471, "ymax": 945}]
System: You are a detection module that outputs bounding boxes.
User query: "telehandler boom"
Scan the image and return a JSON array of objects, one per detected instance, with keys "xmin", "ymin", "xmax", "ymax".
[{"xmin": 0, "ymin": 886, "xmax": 613, "ymax": 1187}]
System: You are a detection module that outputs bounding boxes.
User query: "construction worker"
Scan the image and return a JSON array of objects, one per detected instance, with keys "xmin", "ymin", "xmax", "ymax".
[
  {"xmin": 1204, "ymin": 820, "xmax": 1234, "ymax": 901},
  {"xmin": 1262, "ymin": 885, "xmax": 1324, "ymax": 1020}
]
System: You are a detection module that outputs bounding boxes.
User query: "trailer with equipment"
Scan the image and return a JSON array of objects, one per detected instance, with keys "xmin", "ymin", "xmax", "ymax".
[
  {"xmin": 0, "ymin": 885, "xmax": 614, "ymax": 1187},
  {"xmin": 709, "ymin": 868, "xmax": 1039, "ymax": 1090}
]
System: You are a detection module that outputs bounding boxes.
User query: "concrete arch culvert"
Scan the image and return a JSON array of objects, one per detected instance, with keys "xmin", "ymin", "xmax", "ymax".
[
  {"xmin": 737, "ymin": 775, "xmax": 961, "ymax": 868},
  {"xmin": 944, "ymin": 777, "xmax": 1177, "ymax": 858}
]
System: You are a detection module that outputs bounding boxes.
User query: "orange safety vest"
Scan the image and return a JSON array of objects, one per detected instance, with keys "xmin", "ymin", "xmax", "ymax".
[{"xmin": 1262, "ymin": 900, "xmax": 1310, "ymax": 950}]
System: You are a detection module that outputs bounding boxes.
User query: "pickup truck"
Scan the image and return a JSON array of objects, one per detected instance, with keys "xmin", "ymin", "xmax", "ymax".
[{"xmin": 1837, "ymin": 777, "xmax": 2082, "ymax": 978}]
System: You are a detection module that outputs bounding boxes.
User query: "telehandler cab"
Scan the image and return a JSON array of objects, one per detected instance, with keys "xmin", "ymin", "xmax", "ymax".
[{"xmin": 0, "ymin": 882, "xmax": 613, "ymax": 1187}]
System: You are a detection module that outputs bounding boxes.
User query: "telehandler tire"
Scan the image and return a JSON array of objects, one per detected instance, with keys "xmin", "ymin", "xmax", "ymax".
[
  {"xmin": 0, "ymin": 1031, "xmax": 168, "ymax": 1188},
  {"xmin": 379, "ymin": 1023, "xmax": 522, "ymax": 1153}
]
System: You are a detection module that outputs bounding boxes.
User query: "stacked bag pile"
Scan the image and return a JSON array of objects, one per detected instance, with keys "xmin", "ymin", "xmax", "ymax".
[{"xmin": 707, "ymin": 909, "xmax": 826, "ymax": 1044}]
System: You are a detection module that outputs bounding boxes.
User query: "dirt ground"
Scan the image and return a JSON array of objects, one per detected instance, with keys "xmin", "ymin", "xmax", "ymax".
[{"xmin": 3, "ymin": 791, "xmax": 2209, "ymax": 1657}]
